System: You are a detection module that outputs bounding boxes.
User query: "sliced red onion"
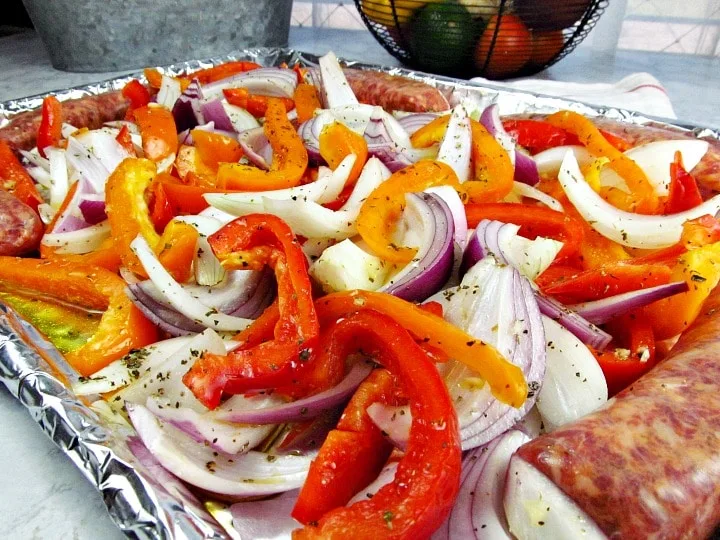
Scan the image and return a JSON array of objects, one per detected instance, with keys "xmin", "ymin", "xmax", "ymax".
[
  {"xmin": 211, "ymin": 362, "xmax": 373, "ymax": 424},
  {"xmin": 78, "ymin": 198, "xmax": 107, "ymax": 225},
  {"xmin": 437, "ymin": 104, "xmax": 471, "ymax": 182},
  {"xmin": 318, "ymin": 51, "xmax": 358, "ymax": 109},
  {"xmin": 126, "ymin": 269, "xmax": 273, "ymax": 336},
  {"xmin": 229, "ymin": 490, "xmax": 300, "ymax": 539},
  {"xmin": 446, "ymin": 257, "xmax": 546, "ymax": 450},
  {"xmin": 202, "ymin": 68, "xmax": 297, "ymax": 100},
  {"xmin": 146, "ymin": 395, "xmax": 276, "ymax": 455},
  {"xmin": 238, "ymin": 127, "xmax": 272, "ymax": 169},
  {"xmin": 569, "ymin": 281, "xmax": 689, "ymax": 325},
  {"xmin": 65, "ymin": 130, "xmax": 131, "ymax": 192},
  {"xmin": 157, "ymin": 75, "xmax": 182, "ymax": 110},
  {"xmin": 461, "ymin": 220, "xmax": 563, "ymax": 282},
  {"xmin": 504, "ymin": 455, "xmax": 607, "ymax": 540},
  {"xmin": 535, "ymin": 293, "xmax": 612, "ymax": 350},
  {"xmin": 378, "ymin": 193, "xmax": 455, "ymax": 302},
  {"xmin": 435, "ymin": 430, "xmax": 530, "ymax": 540},
  {"xmin": 396, "ymin": 112, "xmax": 440, "ymax": 135},
  {"xmin": 200, "ymin": 99, "xmax": 236, "ymax": 132},
  {"xmin": 366, "ymin": 404, "xmax": 410, "ymax": 451},
  {"xmin": 271, "ymin": 409, "xmax": 343, "ymax": 456},
  {"xmin": 537, "ymin": 316, "xmax": 608, "ymax": 432},
  {"xmin": 126, "ymin": 403, "xmax": 312, "ymax": 497},
  {"xmin": 172, "ymin": 79, "xmax": 204, "ymax": 133},
  {"xmin": 480, "ymin": 104, "xmax": 539, "ymax": 186},
  {"xmin": 222, "ymin": 102, "xmax": 260, "ymax": 132},
  {"xmin": 297, "ymin": 117, "xmax": 323, "ymax": 164},
  {"xmin": 426, "ymin": 186, "xmax": 468, "ymax": 248},
  {"xmin": 130, "ymin": 235, "xmax": 264, "ymax": 333},
  {"xmin": 364, "ymin": 111, "xmax": 434, "ymax": 172}
]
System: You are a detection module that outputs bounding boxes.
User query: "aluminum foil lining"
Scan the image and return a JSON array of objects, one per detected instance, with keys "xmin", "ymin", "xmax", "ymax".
[{"xmin": 1, "ymin": 47, "xmax": 719, "ymax": 540}]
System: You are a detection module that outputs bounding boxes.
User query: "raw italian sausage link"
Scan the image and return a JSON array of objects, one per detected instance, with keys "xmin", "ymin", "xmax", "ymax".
[
  {"xmin": 0, "ymin": 190, "xmax": 43, "ymax": 256},
  {"xmin": 0, "ymin": 91, "xmax": 130, "ymax": 153},
  {"xmin": 342, "ymin": 69, "xmax": 450, "ymax": 112},
  {"xmin": 515, "ymin": 284, "xmax": 720, "ymax": 539}
]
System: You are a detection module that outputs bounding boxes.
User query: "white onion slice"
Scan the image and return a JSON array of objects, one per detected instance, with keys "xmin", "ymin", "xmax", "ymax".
[
  {"xmin": 229, "ymin": 489, "xmax": 300, "ymax": 539},
  {"xmin": 559, "ymin": 151, "xmax": 720, "ymax": 249},
  {"xmin": 65, "ymin": 131, "xmax": 130, "ymax": 192},
  {"xmin": 157, "ymin": 75, "xmax": 182, "ymax": 110},
  {"xmin": 504, "ymin": 456, "xmax": 607, "ymax": 540},
  {"xmin": 310, "ymin": 239, "xmax": 388, "ymax": 293},
  {"xmin": 127, "ymin": 403, "xmax": 312, "ymax": 497},
  {"xmin": 204, "ymin": 154, "xmax": 356, "ymax": 215},
  {"xmin": 72, "ymin": 336, "xmax": 196, "ymax": 395},
  {"xmin": 27, "ymin": 165, "xmax": 52, "ymax": 188},
  {"xmin": 130, "ymin": 235, "xmax": 254, "ymax": 332},
  {"xmin": 600, "ymin": 139, "xmax": 709, "ymax": 196},
  {"xmin": 20, "ymin": 149, "xmax": 50, "ymax": 171},
  {"xmin": 426, "ymin": 185, "xmax": 468, "ymax": 248},
  {"xmin": 536, "ymin": 316, "xmax": 608, "ymax": 432},
  {"xmin": 41, "ymin": 220, "xmax": 110, "ymax": 254},
  {"xmin": 512, "ymin": 181, "xmax": 563, "ymax": 212},
  {"xmin": 46, "ymin": 148, "xmax": 70, "ymax": 209},
  {"xmin": 533, "ymin": 145, "xmax": 591, "ymax": 177},
  {"xmin": 318, "ymin": 51, "xmax": 358, "ymax": 109},
  {"xmin": 222, "ymin": 102, "xmax": 260, "ymax": 131},
  {"xmin": 348, "ymin": 462, "xmax": 399, "ymax": 505},
  {"xmin": 437, "ymin": 103, "xmax": 471, "ymax": 182},
  {"xmin": 202, "ymin": 68, "xmax": 298, "ymax": 100}
]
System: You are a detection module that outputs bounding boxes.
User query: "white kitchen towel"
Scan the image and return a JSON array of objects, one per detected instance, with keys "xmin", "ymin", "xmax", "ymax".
[{"xmin": 470, "ymin": 72, "xmax": 676, "ymax": 119}]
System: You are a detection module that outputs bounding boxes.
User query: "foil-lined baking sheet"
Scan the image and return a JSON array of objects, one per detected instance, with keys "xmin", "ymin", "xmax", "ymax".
[{"xmin": 1, "ymin": 47, "xmax": 719, "ymax": 540}]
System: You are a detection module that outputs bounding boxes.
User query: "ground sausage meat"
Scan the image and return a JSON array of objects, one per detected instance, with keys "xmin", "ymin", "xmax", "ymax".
[
  {"xmin": 0, "ymin": 91, "xmax": 130, "ymax": 153},
  {"xmin": 515, "ymin": 284, "xmax": 720, "ymax": 539},
  {"xmin": 343, "ymin": 69, "xmax": 450, "ymax": 113}
]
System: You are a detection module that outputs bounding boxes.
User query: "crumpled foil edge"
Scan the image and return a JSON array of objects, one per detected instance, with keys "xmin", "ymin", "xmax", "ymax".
[{"xmin": 1, "ymin": 47, "xmax": 718, "ymax": 540}]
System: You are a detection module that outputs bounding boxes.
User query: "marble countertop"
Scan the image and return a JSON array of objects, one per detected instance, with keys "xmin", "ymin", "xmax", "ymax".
[{"xmin": 1, "ymin": 26, "xmax": 718, "ymax": 540}]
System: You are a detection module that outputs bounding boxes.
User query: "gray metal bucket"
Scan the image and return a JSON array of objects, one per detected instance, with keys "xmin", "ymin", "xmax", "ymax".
[{"xmin": 21, "ymin": 0, "xmax": 294, "ymax": 72}]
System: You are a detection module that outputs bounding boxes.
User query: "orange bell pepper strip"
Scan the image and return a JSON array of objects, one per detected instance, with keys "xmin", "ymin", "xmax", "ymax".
[
  {"xmin": 191, "ymin": 129, "xmax": 243, "ymax": 171},
  {"xmin": 642, "ymin": 241, "xmax": 720, "ymax": 340},
  {"xmin": 41, "ymin": 237, "xmax": 123, "ymax": 273},
  {"xmin": 462, "ymin": 120, "xmax": 514, "ymax": 203},
  {"xmin": 0, "ymin": 258, "xmax": 158, "ymax": 376},
  {"xmin": 121, "ymin": 79, "xmax": 151, "ymax": 117},
  {"xmin": 357, "ymin": 160, "xmax": 460, "ymax": 263},
  {"xmin": 156, "ymin": 221, "xmax": 199, "ymax": 284},
  {"xmin": 410, "ymin": 115, "xmax": 449, "ymax": 148},
  {"xmin": 37, "ymin": 96, "xmax": 63, "ymax": 158},
  {"xmin": 545, "ymin": 111, "xmax": 658, "ymax": 213},
  {"xmin": 0, "ymin": 141, "xmax": 43, "ymax": 211},
  {"xmin": 541, "ymin": 261, "xmax": 672, "ymax": 304},
  {"xmin": 149, "ymin": 180, "xmax": 175, "ymax": 233},
  {"xmin": 665, "ymin": 151, "xmax": 703, "ymax": 214},
  {"xmin": 217, "ymin": 98, "xmax": 308, "ymax": 191},
  {"xmin": 159, "ymin": 179, "xmax": 213, "ymax": 214},
  {"xmin": 106, "ymin": 158, "xmax": 162, "ymax": 274},
  {"xmin": 319, "ymin": 122, "xmax": 368, "ymax": 187},
  {"xmin": 175, "ymin": 145, "xmax": 217, "ymax": 185},
  {"xmin": 293, "ymin": 310, "xmax": 460, "ymax": 540},
  {"xmin": 314, "ymin": 290, "xmax": 527, "ymax": 408},
  {"xmin": 294, "ymin": 83, "xmax": 322, "ymax": 124},
  {"xmin": 465, "ymin": 202, "xmax": 585, "ymax": 261},
  {"xmin": 133, "ymin": 105, "xmax": 178, "ymax": 162},
  {"xmin": 188, "ymin": 60, "xmax": 261, "ymax": 84},
  {"xmin": 292, "ymin": 368, "xmax": 397, "ymax": 525},
  {"xmin": 183, "ymin": 214, "xmax": 320, "ymax": 409},
  {"xmin": 223, "ymin": 88, "xmax": 295, "ymax": 118}
]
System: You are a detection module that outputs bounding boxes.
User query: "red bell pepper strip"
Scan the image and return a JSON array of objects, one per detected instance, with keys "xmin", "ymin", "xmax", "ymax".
[
  {"xmin": 665, "ymin": 151, "xmax": 703, "ymax": 214},
  {"xmin": 115, "ymin": 125, "xmax": 136, "ymax": 156},
  {"xmin": 292, "ymin": 368, "xmax": 397, "ymax": 525},
  {"xmin": 541, "ymin": 261, "xmax": 672, "ymax": 304},
  {"xmin": 293, "ymin": 310, "xmax": 460, "ymax": 540},
  {"xmin": 593, "ymin": 313, "xmax": 657, "ymax": 396},
  {"xmin": 0, "ymin": 140, "xmax": 43, "ymax": 210},
  {"xmin": 0, "ymin": 258, "xmax": 158, "ymax": 376},
  {"xmin": 465, "ymin": 202, "xmax": 584, "ymax": 261},
  {"xmin": 501, "ymin": 119, "xmax": 630, "ymax": 154},
  {"xmin": 121, "ymin": 79, "xmax": 151, "ymax": 115},
  {"xmin": 37, "ymin": 96, "xmax": 63, "ymax": 158},
  {"xmin": 314, "ymin": 290, "xmax": 527, "ymax": 408},
  {"xmin": 183, "ymin": 214, "xmax": 320, "ymax": 409},
  {"xmin": 149, "ymin": 181, "xmax": 175, "ymax": 233},
  {"xmin": 157, "ymin": 176, "xmax": 213, "ymax": 214}
]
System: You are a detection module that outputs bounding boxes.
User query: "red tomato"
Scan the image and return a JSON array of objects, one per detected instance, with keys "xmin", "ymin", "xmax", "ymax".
[
  {"xmin": 529, "ymin": 30, "xmax": 566, "ymax": 67},
  {"xmin": 474, "ymin": 15, "xmax": 532, "ymax": 79}
]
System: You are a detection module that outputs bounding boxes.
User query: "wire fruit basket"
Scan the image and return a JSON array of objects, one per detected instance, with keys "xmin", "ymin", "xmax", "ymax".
[{"xmin": 355, "ymin": 0, "xmax": 609, "ymax": 79}]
